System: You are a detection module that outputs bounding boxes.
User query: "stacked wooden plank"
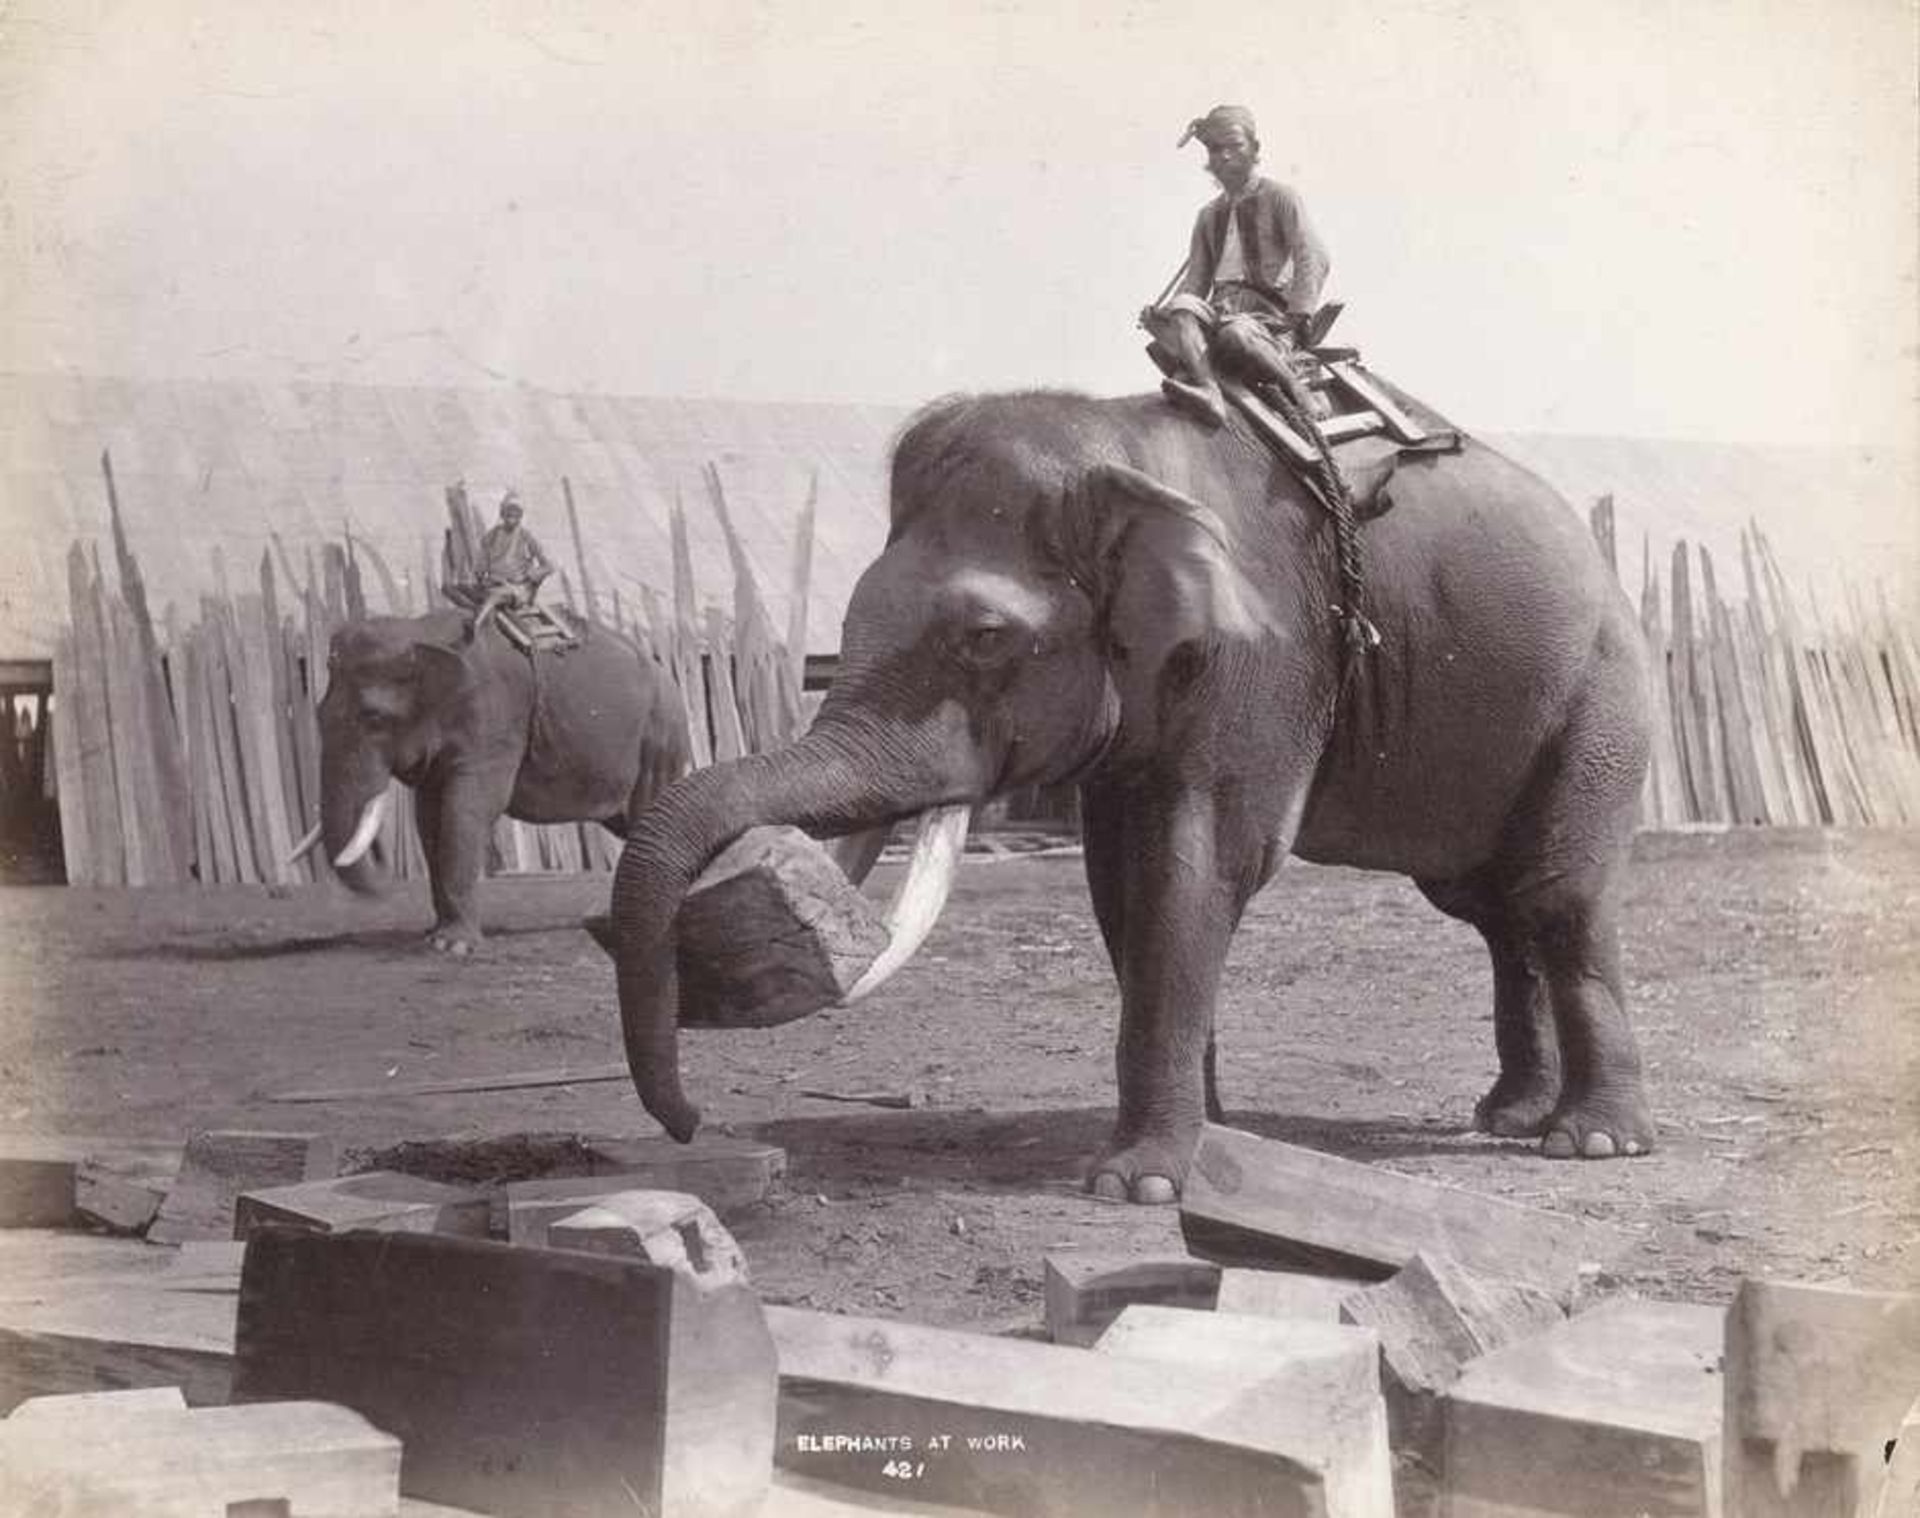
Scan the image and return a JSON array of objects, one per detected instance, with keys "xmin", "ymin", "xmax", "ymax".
[
  {"xmin": 6, "ymin": 1121, "xmax": 1918, "ymax": 1517},
  {"xmin": 1601, "ymin": 512, "xmax": 1920, "ymax": 829},
  {"xmin": 49, "ymin": 459, "xmax": 822, "ymax": 888},
  {"xmin": 45, "ymin": 462, "xmax": 1920, "ymax": 887}
]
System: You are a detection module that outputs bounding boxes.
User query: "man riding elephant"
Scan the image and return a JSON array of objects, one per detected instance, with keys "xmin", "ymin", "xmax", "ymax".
[
  {"xmin": 469, "ymin": 491, "xmax": 555, "ymax": 634},
  {"xmin": 1142, "ymin": 104, "xmax": 1332, "ymax": 429}
]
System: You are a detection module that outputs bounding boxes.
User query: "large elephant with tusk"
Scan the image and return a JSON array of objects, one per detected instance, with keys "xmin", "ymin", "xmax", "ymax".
[
  {"xmin": 605, "ymin": 387, "xmax": 1656, "ymax": 1202},
  {"xmin": 305, "ymin": 608, "xmax": 689, "ymax": 953}
]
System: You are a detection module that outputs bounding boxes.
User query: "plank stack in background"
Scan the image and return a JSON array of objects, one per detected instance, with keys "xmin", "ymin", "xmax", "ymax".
[
  {"xmin": 35, "ymin": 469, "xmax": 1920, "ymax": 889},
  {"xmin": 49, "ymin": 457, "xmax": 821, "ymax": 888},
  {"xmin": 1589, "ymin": 497, "xmax": 1920, "ymax": 829}
]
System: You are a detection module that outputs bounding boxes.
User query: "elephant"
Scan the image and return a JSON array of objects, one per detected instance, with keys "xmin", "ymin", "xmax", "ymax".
[
  {"xmin": 603, "ymin": 385, "xmax": 1656, "ymax": 1202},
  {"xmin": 309, "ymin": 608, "xmax": 690, "ymax": 953}
]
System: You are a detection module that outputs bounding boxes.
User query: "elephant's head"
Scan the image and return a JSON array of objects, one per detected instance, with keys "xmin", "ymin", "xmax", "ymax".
[
  {"xmin": 612, "ymin": 394, "xmax": 1289, "ymax": 1140},
  {"xmin": 312, "ymin": 613, "xmax": 481, "ymax": 891}
]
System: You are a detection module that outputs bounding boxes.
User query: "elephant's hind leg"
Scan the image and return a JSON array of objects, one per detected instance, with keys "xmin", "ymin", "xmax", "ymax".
[
  {"xmin": 1416, "ymin": 875, "xmax": 1562, "ymax": 1137},
  {"xmin": 1522, "ymin": 886, "xmax": 1651, "ymax": 1157},
  {"xmin": 1490, "ymin": 656, "xmax": 1655, "ymax": 1158}
]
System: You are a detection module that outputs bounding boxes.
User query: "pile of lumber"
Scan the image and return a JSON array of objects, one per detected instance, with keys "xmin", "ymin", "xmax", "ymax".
[
  {"xmin": 48, "ymin": 453, "xmax": 819, "ymax": 887},
  {"xmin": 1591, "ymin": 498, "xmax": 1920, "ymax": 828},
  {"xmin": 3, "ymin": 1120, "xmax": 1913, "ymax": 1516}
]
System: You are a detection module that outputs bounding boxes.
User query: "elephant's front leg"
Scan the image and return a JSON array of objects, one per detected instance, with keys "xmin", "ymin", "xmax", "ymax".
[
  {"xmin": 420, "ymin": 770, "xmax": 513, "ymax": 956},
  {"xmin": 1085, "ymin": 782, "xmax": 1252, "ymax": 1205}
]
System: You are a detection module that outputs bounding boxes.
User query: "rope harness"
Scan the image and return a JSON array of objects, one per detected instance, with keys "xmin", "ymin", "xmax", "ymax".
[{"xmin": 1249, "ymin": 373, "xmax": 1381, "ymax": 696}]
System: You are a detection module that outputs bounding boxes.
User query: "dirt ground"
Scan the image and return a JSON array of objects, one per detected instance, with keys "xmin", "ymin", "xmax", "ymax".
[{"xmin": 1, "ymin": 826, "xmax": 1914, "ymax": 1325}]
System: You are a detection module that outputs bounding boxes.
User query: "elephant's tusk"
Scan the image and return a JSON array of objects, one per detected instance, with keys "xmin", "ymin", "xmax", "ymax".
[
  {"xmin": 838, "ymin": 803, "xmax": 970, "ymax": 1005},
  {"xmin": 332, "ymin": 790, "xmax": 391, "ymax": 870},
  {"xmin": 287, "ymin": 822, "xmax": 323, "ymax": 864}
]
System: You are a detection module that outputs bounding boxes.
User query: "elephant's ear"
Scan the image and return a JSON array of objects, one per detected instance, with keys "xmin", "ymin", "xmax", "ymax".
[
  {"xmin": 411, "ymin": 638, "xmax": 480, "ymax": 707},
  {"xmin": 1059, "ymin": 463, "xmax": 1284, "ymax": 738}
]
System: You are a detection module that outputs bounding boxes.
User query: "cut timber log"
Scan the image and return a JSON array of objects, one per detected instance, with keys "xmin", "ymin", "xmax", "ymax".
[
  {"xmin": 1723, "ymin": 1278, "xmax": 1920, "ymax": 1518},
  {"xmin": 659, "ymin": 824, "xmax": 888, "ymax": 1027},
  {"xmin": 1339, "ymin": 1251, "xmax": 1566, "ymax": 1401},
  {"xmin": 547, "ymin": 1189, "xmax": 751, "ymax": 1283},
  {"xmin": 770, "ymin": 1303, "xmax": 1364, "ymax": 1517},
  {"xmin": 0, "ymin": 1279, "xmax": 236, "ymax": 1412},
  {"xmin": 75, "ymin": 1154, "xmax": 174, "ymax": 1236},
  {"xmin": 148, "ymin": 1130, "xmax": 337, "ymax": 1245},
  {"xmin": 1338, "ymin": 1252, "xmax": 1566, "ymax": 1518},
  {"xmin": 233, "ymin": 1227, "xmax": 777, "ymax": 1518},
  {"xmin": 0, "ymin": 1399, "xmax": 401, "ymax": 1518},
  {"xmin": 0, "ymin": 1134, "xmax": 181, "ymax": 1232},
  {"xmin": 233, "ymin": 1171, "xmax": 491, "ymax": 1241},
  {"xmin": 162, "ymin": 1241, "xmax": 247, "ymax": 1294},
  {"xmin": 1215, "ymin": 1267, "xmax": 1364, "ymax": 1323},
  {"xmin": 1442, "ymin": 1297, "xmax": 1724, "ymax": 1518},
  {"xmin": 1179, "ymin": 1124, "xmax": 1629, "ymax": 1301},
  {"xmin": 1092, "ymin": 1303, "xmax": 1393, "ymax": 1518},
  {"xmin": 497, "ymin": 1135, "xmax": 787, "ymax": 1241},
  {"xmin": 6, "ymin": 1386, "xmax": 188, "ymax": 1423},
  {"xmin": 763, "ymin": 1470, "xmax": 997, "ymax": 1517},
  {"xmin": 1042, "ymin": 1252, "xmax": 1221, "ymax": 1347}
]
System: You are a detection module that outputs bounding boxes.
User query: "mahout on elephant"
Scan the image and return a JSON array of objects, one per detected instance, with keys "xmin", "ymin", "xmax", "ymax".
[
  {"xmin": 305, "ymin": 608, "xmax": 689, "ymax": 954},
  {"xmin": 602, "ymin": 381, "xmax": 1655, "ymax": 1202}
]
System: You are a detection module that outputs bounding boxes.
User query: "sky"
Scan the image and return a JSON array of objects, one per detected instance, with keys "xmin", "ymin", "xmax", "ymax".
[{"xmin": 1, "ymin": 0, "xmax": 1916, "ymax": 451}]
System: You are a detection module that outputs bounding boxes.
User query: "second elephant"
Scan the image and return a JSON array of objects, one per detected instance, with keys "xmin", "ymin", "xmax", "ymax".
[{"xmin": 316, "ymin": 610, "xmax": 689, "ymax": 952}]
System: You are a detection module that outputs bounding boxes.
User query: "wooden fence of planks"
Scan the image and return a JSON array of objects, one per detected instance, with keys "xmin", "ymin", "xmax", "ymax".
[
  {"xmin": 1589, "ymin": 495, "xmax": 1920, "ymax": 828},
  {"xmin": 49, "ymin": 453, "xmax": 819, "ymax": 887},
  {"xmin": 40, "ymin": 466, "xmax": 1920, "ymax": 888}
]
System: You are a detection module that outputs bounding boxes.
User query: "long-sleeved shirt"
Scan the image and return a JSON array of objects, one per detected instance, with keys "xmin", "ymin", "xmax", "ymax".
[
  {"xmin": 478, "ymin": 523, "xmax": 553, "ymax": 587},
  {"xmin": 1176, "ymin": 174, "xmax": 1330, "ymax": 316}
]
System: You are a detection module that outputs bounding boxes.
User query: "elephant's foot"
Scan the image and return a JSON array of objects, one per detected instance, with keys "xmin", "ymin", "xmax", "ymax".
[
  {"xmin": 1538, "ymin": 1087, "xmax": 1655, "ymax": 1159},
  {"xmin": 1472, "ymin": 1073, "xmax": 1561, "ymax": 1138},
  {"xmin": 425, "ymin": 924, "xmax": 482, "ymax": 958},
  {"xmin": 1087, "ymin": 1128, "xmax": 1198, "ymax": 1205}
]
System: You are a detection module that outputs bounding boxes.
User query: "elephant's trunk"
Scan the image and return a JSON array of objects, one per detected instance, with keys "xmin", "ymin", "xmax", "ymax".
[{"xmin": 610, "ymin": 723, "xmax": 969, "ymax": 1142}]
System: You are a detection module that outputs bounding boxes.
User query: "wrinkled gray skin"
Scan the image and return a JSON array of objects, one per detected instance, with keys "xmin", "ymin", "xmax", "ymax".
[
  {"xmin": 320, "ymin": 609, "xmax": 688, "ymax": 953},
  {"xmin": 609, "ymin": 388, "xmax": 1655, "ymax": 1202}
]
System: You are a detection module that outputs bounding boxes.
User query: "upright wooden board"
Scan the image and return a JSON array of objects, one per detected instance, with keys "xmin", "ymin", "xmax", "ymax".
[
  {"xmin": 233, "ymin": 592, "xmax": 298, "ymax": 882},
  {"xmin": 47, "ymin": 633, "xmax": 93, "ymax": 885},
  {"xmin": 65, "ymin": 544, "xmax": 125, "ymax": 884},
  {"xmin": 234, "ymin": 1228, "xmax": 776, "ymax": 1518}
]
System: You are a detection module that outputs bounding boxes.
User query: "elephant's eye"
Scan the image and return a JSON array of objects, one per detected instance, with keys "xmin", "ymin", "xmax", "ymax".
[{"xmin": 955, "ymin": 621, "xmax": 1017, "ymax": 669}]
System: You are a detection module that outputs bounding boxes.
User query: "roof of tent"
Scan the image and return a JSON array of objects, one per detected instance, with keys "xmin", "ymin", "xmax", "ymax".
[{"xmin": 3, "ymin": 371, "xmax": 1913, "ymax": 662}]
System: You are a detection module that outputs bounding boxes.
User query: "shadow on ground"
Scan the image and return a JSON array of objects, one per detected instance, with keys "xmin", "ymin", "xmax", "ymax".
[
  {"xmin": 753, "ymin": 1104, "xmax": 1526, "ymax": 1192},
  {"xmin": 98, "ymin": 919, "xmax": 585, "ymax": 963}
]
